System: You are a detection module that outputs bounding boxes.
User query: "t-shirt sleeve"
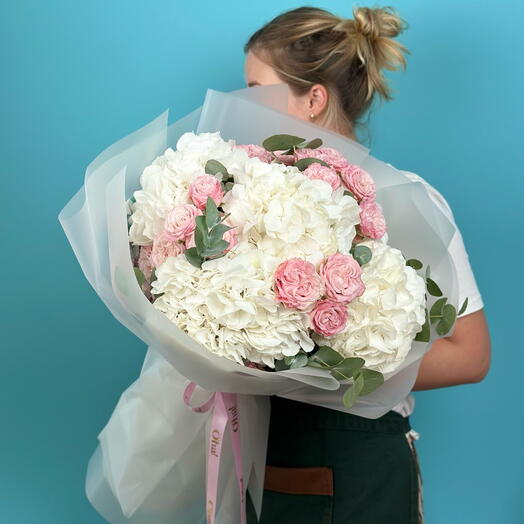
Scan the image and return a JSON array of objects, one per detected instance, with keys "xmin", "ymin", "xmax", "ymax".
[{"xmin": 400, "ymin": 170, "xmax": 484, "ymax": 317}]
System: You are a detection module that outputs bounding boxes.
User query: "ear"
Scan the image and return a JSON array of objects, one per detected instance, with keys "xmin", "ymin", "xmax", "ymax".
[{"xmin": 307, "ymin": 83, "xmax": 329, "ymax": 117}]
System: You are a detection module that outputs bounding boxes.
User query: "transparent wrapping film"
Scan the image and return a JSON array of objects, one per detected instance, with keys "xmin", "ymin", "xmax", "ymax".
[{"xmin": 58, "ymin": 85, "xmax": 459, "ymax": 523}]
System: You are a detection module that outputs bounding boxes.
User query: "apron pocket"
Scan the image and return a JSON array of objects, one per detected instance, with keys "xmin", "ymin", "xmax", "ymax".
[{"xmin": 255, "ymin": 465, "xmax": 334, "ymax": 524}]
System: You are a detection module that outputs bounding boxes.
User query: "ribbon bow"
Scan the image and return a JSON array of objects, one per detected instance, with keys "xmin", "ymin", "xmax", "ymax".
[{"xmin": 183, "ymin": 382, "xmax": 246, "ymax": 524}]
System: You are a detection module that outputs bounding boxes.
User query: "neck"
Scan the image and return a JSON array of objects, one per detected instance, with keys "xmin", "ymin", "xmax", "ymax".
[
  {"xmin": 315, "ymin": 113, "xmax": 359, "ymax": 143},
  {"xmin": 328, "ymin": 117, "xmax": 358, "ymax": 142},
  {"xmin": 331, "ymin": 122, "xmax": 359, "ymax": 143}
]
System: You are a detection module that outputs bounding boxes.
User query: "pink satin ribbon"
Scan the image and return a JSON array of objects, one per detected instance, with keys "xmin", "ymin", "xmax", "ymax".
[{"xmin": 183, "ymin": 382, "xmax": 246, "ymax": 524}]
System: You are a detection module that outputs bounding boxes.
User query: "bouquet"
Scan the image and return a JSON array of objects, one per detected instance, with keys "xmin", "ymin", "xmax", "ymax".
[{"xmin": 59, "ymin": 84, "xmax": 464, "ymax": 524}]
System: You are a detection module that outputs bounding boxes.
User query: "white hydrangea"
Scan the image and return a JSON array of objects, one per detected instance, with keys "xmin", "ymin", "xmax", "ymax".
[
  {"xmin": 151, "ymin": 248, "xmax": 314, "ymax": 368},
  {"xmin": 313, "ymin": 240, "xmax": 427, "ymax": 374},
  {"xmin": 128, "ymin": 132, "xmax": 247, "ymax": 245},
  {"xmin": 222, "ymin": 158, "xmax": 361, "ymax": 266},
  {"xmin": 128, "ymin": 155, "xmax": 179, "ymax": 245}
]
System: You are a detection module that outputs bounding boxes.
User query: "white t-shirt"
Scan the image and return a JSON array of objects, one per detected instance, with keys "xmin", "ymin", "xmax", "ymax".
[{"xmin": 390, "ymin": 170, "xmax": 485, "ymax": 418}]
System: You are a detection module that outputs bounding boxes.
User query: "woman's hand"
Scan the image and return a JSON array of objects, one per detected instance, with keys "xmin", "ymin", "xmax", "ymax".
[{"xmin": 412, "ymin": 309, "xmax": 491, "ymax": 391}]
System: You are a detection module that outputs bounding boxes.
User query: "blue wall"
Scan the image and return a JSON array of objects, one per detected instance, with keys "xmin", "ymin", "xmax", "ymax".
[{"xmin": 2, "ymin": 1, "xmax": 522, "ymax": 522}]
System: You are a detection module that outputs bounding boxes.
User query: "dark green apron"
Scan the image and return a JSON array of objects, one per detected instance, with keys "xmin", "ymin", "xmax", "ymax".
[{"xmin": 246, "ymin": 395, "xmax": 422, "ymax": 524}]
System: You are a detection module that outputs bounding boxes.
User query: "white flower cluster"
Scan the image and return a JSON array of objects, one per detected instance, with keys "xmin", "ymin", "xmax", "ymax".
[
  {"xmin": 313, "ymin": 239, "xmax": 427, "ymax": 374},
  {"xmin": 129, "ymin": 132, "xmax": 323, "ymax": 367},
  {"xmin": 151, "ymin": 249, "xmax": 313, "ymax": 367},
  {"xmin": 222, "ymin": 157, "xmax": 360, "ymax": 266},
  {"xmin": 129, "ymin": 132, "xmax": 426, "ymax": 372},
  {"xmin": 128, "ymin": 132, "xmax": 246, "ymax": 245}
]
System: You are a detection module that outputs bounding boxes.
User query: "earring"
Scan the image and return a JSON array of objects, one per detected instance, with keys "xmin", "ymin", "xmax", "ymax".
[{"xmin": 309, "ymin": 113, "xmax": 315, "ymax": 120}]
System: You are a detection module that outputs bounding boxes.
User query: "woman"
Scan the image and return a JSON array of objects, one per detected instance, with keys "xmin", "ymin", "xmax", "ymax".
[{"xmin": 243, "ymin": 6, "xmax": 491, "ymax": 524}]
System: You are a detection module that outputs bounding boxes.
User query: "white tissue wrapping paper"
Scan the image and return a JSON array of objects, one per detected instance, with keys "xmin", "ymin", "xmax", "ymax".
[{"xmin": 59, "ymin": 84, "xmax": 459, "ymax": 523}]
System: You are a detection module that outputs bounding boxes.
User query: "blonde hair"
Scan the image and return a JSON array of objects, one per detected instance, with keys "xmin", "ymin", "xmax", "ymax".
[{"xmin": 244, "ymin": 5, "xmax": 409, "ymax": 137}]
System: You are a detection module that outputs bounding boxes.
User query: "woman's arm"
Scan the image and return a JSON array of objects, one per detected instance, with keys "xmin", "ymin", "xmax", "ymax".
[{"xmin": 411, "ymin": 309, "xmax": 491, "ymax": 391}]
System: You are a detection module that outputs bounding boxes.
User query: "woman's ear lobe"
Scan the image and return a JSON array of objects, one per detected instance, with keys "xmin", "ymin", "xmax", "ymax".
[{"xmin": 309, "ymin": 84, "xmax": 329, "ymax": 114}]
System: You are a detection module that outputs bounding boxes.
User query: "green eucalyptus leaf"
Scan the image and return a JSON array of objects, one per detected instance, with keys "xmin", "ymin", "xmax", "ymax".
[
  {"xmin": 209, "ymin": 223, "xmax": 232, "ymax": 244},
  {"xmin": 425, "ymin": 264, "xmax": 431, "ymax": 279},
  {"xmin": 426, "ymin": 277, "xmax": 443, "ymax": 297},
  {"xmin": 359, "ymin": 369, "xmax": 384, "ymax": 396},
  {"xmin": 436, "ymin": 303, "xmax": 457, "ymax": 335},
  {"xmin": 429, "ymin": 297, "xmax": 447, "ymax": 323},
  {"xmin": 195, "ymin": 215, "xmax": 209, "ymax": 251},
  {"xmin": 330, "ymin": 357, "xmax": 365, "ymax": 381},
  {"xmin": 133, "ymin": 267, "xmax": 145, "ymax": 288},
  {"xmin": 436, "ymin": 319, "xmax": 448, "ymax": 336},
  {"xmin": 185, "ymin": 247, "xmax": 203, "ymax": 268},
  {"xmin": 213, "ymin": 239, "xmax": 230, "ymax": 251},
  {"xmin": 343, "ymin": 190, "xmax": 356, "ymax": 199},
  {"xmin": 200, "ymin": 240, "xmax": 229, "ymax": 257},
  {"xmin": 296, "ymin": 138, "xmax": 323, "ymax": 149},
  {"xmin": 293, "ymin": 157, "xmax": 331, "ymax": 171},
  {"xmin": 194, "ymin": 227, "xmax": 206, "ymax": 253},
  {"xmin": 205, "ymin": 159, "xmax": 229, "ymax": 177},
  {"xmin": 458, "ymin": 297, "xmax": 468, "ymax": 316},
  {"xmin": 283, "ymin": 353, "xmax": 309, "ymax": 369},
  {"xmin": 274, "ymin": 359, "xmax": 290, "ymax": 371},
  {"xmin": 406, "ymin": 258, "xmax": 423, "ymax": 270},
  {"xmin": 204, "ymin": 197, "xmax": 220, "ymax": 225},
  {"xmin": 283, "ymin": 356, "xmax": 294, "ymax": 366},
  {"xmin": 307, "ymin": 346, "xmax": 345, "ymax": 368},
  {"xmin": 443, "ymin": 303, "xmax": 457, "ymax": 323},
  {"xmin": 342, "ymin": 373, "xmax": 364, "ymax": 409},
  {"xmin": 262, "ymin": 134, "xmax": 305, "ymax": 152},
  {"xmin": 195, "ymin": 215, "xmax": 208, "ymax": 235},
  {"xmin": 351, "ymin": 245, "xmax": 372, "ymax": 266},
  {"xmin": 205, "ymin": 201, "xmax": 220, "ymax": 229},
  {"xmin": 414, "ymin": 309, "xmax": 430, "ymax": 342}
]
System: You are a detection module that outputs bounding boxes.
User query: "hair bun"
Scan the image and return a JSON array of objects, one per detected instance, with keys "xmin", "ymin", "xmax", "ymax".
[
  {"xmin": 353, "ymin": 6, "xmax": 407, "ymax": 40},
  {"xmin": 331, "ymin": 5, "xmax": 409, "ymax": 102}
]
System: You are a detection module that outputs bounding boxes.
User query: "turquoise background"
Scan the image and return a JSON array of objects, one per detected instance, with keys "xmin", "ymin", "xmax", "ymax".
[{"xmin": 2, "ymin": 0, "xmax": 522, "ymax": 522}]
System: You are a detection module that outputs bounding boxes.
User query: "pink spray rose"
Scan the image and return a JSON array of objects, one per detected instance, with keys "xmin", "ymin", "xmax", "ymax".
[
  {"xmin": 236, "ymin": 144, "xmax": 273, "ymax": 163},
  {"xmin": 302, "ymin": 163, "xmax": 341, "ymax": 191},
  {"xmin": 184, "ymin": 234, "xmax": 195, "ymax": 250},
  {"xmin": 189, "ymin": 174, "xmax": 224, "ymax": 210},
  {"xmin": 310, "ymin": 299, "xmax": 348, "ymax": 337},
  {"xmin": 151, "ymin": 230, "xmax": 185, "ymax": 267},
  {"xmin": 320, "ymin": 253, "xmax": 365, "ymax": 304},
  {"xmin": 164, "ymin": 204, "xmax": 201, "ymax": 242},
  {"xmin": 294, "ymin": 147, "xmax": 350, "ymax": 171},
  {"xmin": 340, "ymin": 165, "xmax": 376, "ymax": 201},
  {"xmin": 274, "ymin": 258, "xmax": 324, "ymax": 310},
  {"xmin": 137, "ymin": 245, "xmax": 154, "ymax": 280},
  {"xmin": 359, "ymin": 198, "xmax": 387, "ymax": 239}
]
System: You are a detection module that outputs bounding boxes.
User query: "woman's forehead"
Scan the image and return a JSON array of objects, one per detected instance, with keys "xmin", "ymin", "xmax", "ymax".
[{"xmin": 244, "ymin": 50, "xmax": 282, "ymax": 86}]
